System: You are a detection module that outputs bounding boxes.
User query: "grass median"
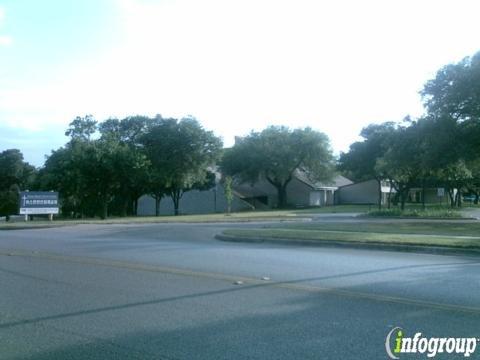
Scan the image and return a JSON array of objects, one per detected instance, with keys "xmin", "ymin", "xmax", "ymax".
[
  {"xmin": 0, "ymin": 212, "xmax": 307, "ymax": 230},
  {"xmin": 0, "ymin": 205, "xmax": 371, "ymax": 230},
  {"xmin": 221, "ymin": 224, "xmax": 480, "ymax": 250}
]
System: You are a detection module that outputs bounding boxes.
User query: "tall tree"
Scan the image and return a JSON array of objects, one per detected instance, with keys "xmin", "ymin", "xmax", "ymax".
[
  {"xmin": 221, "ymin": 126, "xmax": 334, "ymax": 208},
  {"xmin": 0, "ymin": 149, "xmax": 36, "ymax": 220},
  {"xmin": 65, "ymin": 115, "xmax": 98, "ymax": 140},
  {"xmin": 422, "ymin": 51, "xmax": 480, "ymax": 165},
  {"xmin": 422, "ymin": 51, "xmax": 480, "ymax": 122},
  {"xmin": 375, "ymin": 120, "xmax": 426, "ymax": 211},
  {"xmin": 99, "ymin": 117, "xmax": 151, "ymax": 216},
  {"xmin": 338, "ymin": 122, "xmax": 396, "ymax": 209},
  {"xmin": 141, "ymin": 117, "xmax": 222, "ymax": 215}
]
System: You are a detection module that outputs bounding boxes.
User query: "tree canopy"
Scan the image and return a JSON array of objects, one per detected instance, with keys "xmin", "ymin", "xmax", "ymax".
[
  {"xmin": 141, "ymin": 117, "xmax": 222, "ymax": 215},
  {"xmin": 221, "ymin": 126, "xmax": 335, "ymax": 208},
  {"xmin": 0, "ymin": 149, "xmax": 36, "ymax": 219}
]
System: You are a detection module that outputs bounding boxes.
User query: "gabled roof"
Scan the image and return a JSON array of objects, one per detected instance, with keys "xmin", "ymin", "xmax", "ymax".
[{"xmin": 294, "ymin": 169, "xmax": 353, "ymax": 190}]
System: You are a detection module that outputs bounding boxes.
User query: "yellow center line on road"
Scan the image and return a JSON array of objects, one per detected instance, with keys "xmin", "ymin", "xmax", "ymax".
[{"xmin": 2, "ymin": 248, "xmax": 480, "ymax": 316}]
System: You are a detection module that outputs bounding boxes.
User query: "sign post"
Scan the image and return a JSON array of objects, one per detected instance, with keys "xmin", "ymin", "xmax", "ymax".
[{"xmin": 19, "ymin": 191, "xmax": 59, "ymax": 221}]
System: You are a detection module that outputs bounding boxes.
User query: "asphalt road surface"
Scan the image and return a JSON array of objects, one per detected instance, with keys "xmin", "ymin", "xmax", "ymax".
[{"xmin": 1, "ymin": 221, "xmax": 480, "ymax": 359}]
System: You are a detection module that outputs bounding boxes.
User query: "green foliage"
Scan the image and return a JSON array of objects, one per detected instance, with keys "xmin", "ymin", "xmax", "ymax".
[
  {"xmin": 224, "ymin": 176, "xmax": 234, "ymax": 214},
  {"xmin": 366, "ymin": 208, "xmax": 462, "ymax": 219},
  {"xmin": 338, "ymin": 122, "xmax": 396, "ymax": 182},
  {"xmin": 422, "ymin": 51, "xmax": 480, "ymax": 122},
  {"xmin": 221, "ymin": 126, "xmax": 334, "ymax": 208},
  {"xmin": 141, "ymin": 117, "xmax": 222, "ymax": 215},
  {"xmin": 41, "ymin": 116, "xmax": 153, "ymax": 218},
  {"xmin": 65, "ymin": 115, "xmax": 97, "ymax": 140},
  {"xmin": 0, "ymin": 149, "xmax": 36, "ymax": 219}
]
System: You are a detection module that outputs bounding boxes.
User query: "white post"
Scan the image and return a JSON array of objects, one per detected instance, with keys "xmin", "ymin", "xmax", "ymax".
[
  {"xmin": 24, "ymin": 214, "xmax": 28, "ymax": 222},
  {"xmin": 48, "ymin": 214, "xmax": 53, "ymax": 221}
]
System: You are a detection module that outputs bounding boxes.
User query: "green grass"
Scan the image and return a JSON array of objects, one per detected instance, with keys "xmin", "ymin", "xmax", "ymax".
[
  {"xmin": 294, "ymin": 204, "xmax": 371, "ymax": 214},
  {"xmin": 0, "ymin": 205, "xmax": 372, "ymax": 230},
  {"xmin": 365, "ymin": 208, "xmax": 462, "ymax": 218},
  {"xmin": 0, "ymin": 211, "xmax": 306, "ymax": 230},
  {"xmin": 222, "ymin": 220, "xmax": 480, "ymax": 250},
  {"xmin": 221, "ymin": 228, "xmax": 480, "ymax": 249},
  {"xmin": 279, "ymin": 221, "xmax": 480, "ymax": 236}
]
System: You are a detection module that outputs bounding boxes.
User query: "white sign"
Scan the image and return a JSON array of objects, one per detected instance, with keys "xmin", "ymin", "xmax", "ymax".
[
  {"xmin": 20, "ymin": 208, "xmax": 59, "ymax": 215},
  {"xmin": 19, "ymin": 191, "xmax": 59, "ymax": 215},
  {"xmin": 437, "ymin": 188, "xmax": 445, "ymax": 197}
]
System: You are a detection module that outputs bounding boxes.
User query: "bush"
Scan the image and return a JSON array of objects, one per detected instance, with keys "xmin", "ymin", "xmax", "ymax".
[{"xmin": 366, "ymin": 208, "xmax": 462, "ymax": 218}]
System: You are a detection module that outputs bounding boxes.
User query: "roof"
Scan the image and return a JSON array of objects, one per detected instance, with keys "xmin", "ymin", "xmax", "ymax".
[
  {"xmin": 294, "ymin": 169, "xmax": 353, "ymax": 190},
  {"xmin": 233, "ymin": 183, "xmax": 271, "ymax": 198}
]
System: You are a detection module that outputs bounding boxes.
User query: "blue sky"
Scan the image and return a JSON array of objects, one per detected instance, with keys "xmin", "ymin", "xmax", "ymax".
[{"xmin": 1, "ymin": 0, "xmax": 480, "ymax": 167}]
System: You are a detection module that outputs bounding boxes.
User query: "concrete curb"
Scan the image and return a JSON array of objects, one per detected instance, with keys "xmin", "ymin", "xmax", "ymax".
[
  {"xmin": 360, "ymin": 215, "xmax": 478, "ymax": 221},
  {"xmin": 215, "ymin": 234, "xmax": 480, "ymax": 257}
]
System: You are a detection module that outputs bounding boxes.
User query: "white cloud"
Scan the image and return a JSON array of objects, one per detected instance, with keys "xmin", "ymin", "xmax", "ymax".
[
  {"xmin": 0, "ymin": 35, "xmax": 12, "ymax": 46},
  {"xmin": 0, "ymin": 7, "xmax": 12, "ymax": 46},
  {"xmin": 2, "ymin": 0, "xmax": 480, "ymax": 152}
]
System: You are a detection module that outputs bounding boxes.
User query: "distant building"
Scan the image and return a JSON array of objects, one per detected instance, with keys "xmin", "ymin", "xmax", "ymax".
[
  {"xmin": 336, "ymin": 179, "xmax": 393, "ymax": 205},
  {"xmin": 137, "ymin": 181, "xmax": 254, "ymax": 216},
  {"xmin": 336, "ymin": 179, "xmax": 453, "ymax": 205},
  {"xmin": 137, "ymin": 170, "xmax": 353, "ymax": 215},
  {"xmin": 235, "ymin": 171, "xmax": 352, "ymax": 209}
]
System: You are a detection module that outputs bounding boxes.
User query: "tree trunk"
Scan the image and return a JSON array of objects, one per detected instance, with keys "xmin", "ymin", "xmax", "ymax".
[
  {"xmin": 133, "ymin": 197, "xmax": 138, "ymax": 216},
  {"xmin": 173, "ymin": 196, "xmax": 180, "ymax": 216},
  {"xmin": 456, "ymin": 190, "xmax": 462, "ymax": 208},
  {"xmin": 154, "ymin": 195, "xmax": 161, "ymax": 216},
  {"xmin": 387, "ymin": 184, "xmax": 393, "ymax": 209},
  {"xmin": 421, "ymin": 179, "xmax": 426, "ymax": 211},
  {"xmin": 276, "ymin": 185, "xmax": 288, "ymax": 208},
  {"xmin": 400, "ymin": 190, "xmax": 407, "ymax": 211},
  {"xmin": 376, "ymin": 179, "xmax": 382, "ymax": 210},
  {"xmin": 475, "ymin": 193, "xmax": 479, "ymax": 205},
  {"xmin": 447, "ymin": 189, "xmax": 455, "ymax": 208},
  {"xmin": 101, "ymin": 200, "xmax": 108, "ymax": 220},
  {"xmin": 121, "ymin": 197, "xmax": 129, "ymax": 217},
  {"xmin": 170, "ymin": 190, "xmax": 183, "ymax": 216}
]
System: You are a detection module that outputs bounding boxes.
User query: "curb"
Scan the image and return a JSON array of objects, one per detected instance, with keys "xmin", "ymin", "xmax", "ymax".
[
  {"xmin": 215, "ymin": 234, "xmax": 480, "ymax": 257},
  {"xmin": 360, "ymin": 215, "xmax": 478, "ymax": 221}
]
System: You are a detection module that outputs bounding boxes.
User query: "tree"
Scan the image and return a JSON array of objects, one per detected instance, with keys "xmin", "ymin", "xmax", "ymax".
[
  {"xmin": 465, "ymin": 159, "xmax": 480, "ymax": 204},
  {"xmin": 221, "ymin": 126, "xmax": 334, "ymax": 208},
  {"xmin": 65, "ymin": 115, "xmax": 98, "ymax": 140},
  {"xmin": 0, "ymin": 149, "xmax": 36, "ymax": 220},
  {"xmin": 224, "ymin": 176, "xmax": 234, "ymax": 214},
  {"xmin": 422, "ymin": 51, "xmax": 480, "ymax": 164},
  {"xmin": 41, "ymin": 115, "xmax": 156, "ymax": 219},
  {"xmin": 99, "ymin": 117, "xmax": 151, "ymax": 216},
  {"xmin": 141, "ymin": 117, "xmax": 222, "ymax": 215},
  {"xmin": 338, "ymin": 122, "xmax": 396, "ymax": 209},
  {"xmin": 374, "ymin": 120, "xmax": 427, "ymax": 211},
  {"xmin": 422, "ymin": 51, "xmax": 480, "ymax": 122}
]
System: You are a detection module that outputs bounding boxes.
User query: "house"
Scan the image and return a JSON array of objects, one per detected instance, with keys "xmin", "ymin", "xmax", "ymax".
[
  {"xmin": 408, "ymin": 187, "xmax": 453, "ymax": 205},
  {"xmin": 137, "ymin": 171, "xmax": 353, "ymax": 215},
  {"xmin": 136, "ymin": 174, "xmax": 254, "ymax": 216},
  {"xmin": 336, "ymin": 179, "xmax": 393, "ymax": 205},
  {"xmin": 234, "ymin": 171, "xmax": 353, "ymax": 208},
  {"xmin": 336, "ymin": 179, "xmax": 453, "ymax": 205}
]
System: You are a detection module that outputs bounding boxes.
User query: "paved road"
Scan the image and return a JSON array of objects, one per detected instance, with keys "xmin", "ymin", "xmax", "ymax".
[{"xmin": 1, "ymin": 222, "xmax": 480, "ymax": 359}]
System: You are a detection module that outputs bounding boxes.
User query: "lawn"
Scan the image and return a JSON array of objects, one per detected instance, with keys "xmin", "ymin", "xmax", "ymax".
[
  {"xmin": 0, "ymin": 212, "xmax": 301, "ymax": 229},
  {"xmin": 279, "ymin": 221, "xmax": 480, "ymax": 236},
  {"xmin": 221, "ymin": 227, "xmax": 480, "ymax": 250},
  {"xmin": 220, "ymin": 220, "xmax": 480, "ymax": 250},
  {"xmin": 0, "ymin": 205, "xmax": 371, "ymax": 230}
]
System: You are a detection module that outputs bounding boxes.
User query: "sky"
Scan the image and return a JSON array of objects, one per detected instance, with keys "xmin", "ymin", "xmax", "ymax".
[{"xmin": 0, "ymin": 0, "xmax": 479, "ymax": 167}]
